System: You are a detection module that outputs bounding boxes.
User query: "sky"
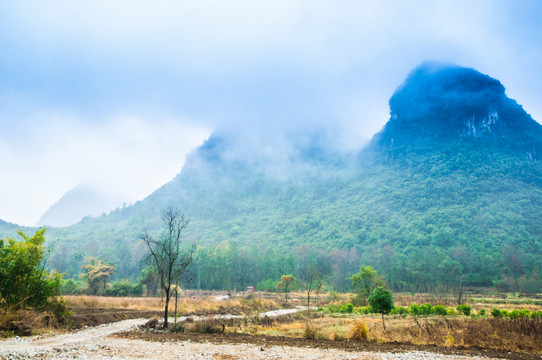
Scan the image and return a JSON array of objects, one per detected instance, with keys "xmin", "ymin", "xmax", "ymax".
[{"xmin": 1, "ymin": 0, "xmax": 542, "ymax": 226}]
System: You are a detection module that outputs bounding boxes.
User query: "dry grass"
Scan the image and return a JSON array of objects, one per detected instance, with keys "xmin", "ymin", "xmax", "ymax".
[
  {"xmin": 64, "ymin": 293, "xmax": 279, "ymax": 315},
  {"xmin": 348, "ymin": 319, "xmax": 368, "ymax": 341},
  {"xmin": 0, "ymin": 308, "xmax": 69, "ymax": 338},
  {"xmin": 365, "ymin": 315, "xmax": 542, "ymax": 354},
  {"xmin": 235, "ymin": 308, "xmax": 542, "ymax": 354}
]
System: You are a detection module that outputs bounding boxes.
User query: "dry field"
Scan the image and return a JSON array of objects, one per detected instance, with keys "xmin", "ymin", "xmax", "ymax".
[{"xmin": 3, "ymin": 290, "xmax": 542, "ymax": 358}]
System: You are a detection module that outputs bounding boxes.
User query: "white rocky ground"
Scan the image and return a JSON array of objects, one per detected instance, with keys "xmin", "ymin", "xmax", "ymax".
[{"xmin": 0, "ymin": 310, "xmax": 501, "ymax": 360}]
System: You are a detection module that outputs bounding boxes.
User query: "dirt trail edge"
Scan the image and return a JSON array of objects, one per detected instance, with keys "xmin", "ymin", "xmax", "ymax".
[
  {"xmin": 0, "ymin": 318, "xmax": 147, "ymax": 359},
  {"xmin": 1, "ymin": 308, "xmax": 536, "ymax": 359}
]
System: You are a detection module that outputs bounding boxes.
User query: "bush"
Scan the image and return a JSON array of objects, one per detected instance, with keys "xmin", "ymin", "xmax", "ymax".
[
  {"xmin": 478, "ymin": 308, "xmax": 486, "ymax": 316},
  {"xmin": 391, "ymin": 306, "xmax": 409, "ymax": 316},
  {"xmin": 304, "ymin": 324, "xmax": 319, "ymax": 339},
  {"xmin": 256, "ymin": 279, "xmax": 279, "ymax": 292},
  {"xmin": 490, "ymin": 308, "xmax": 502, "ymax": 318},
  {"xmin": 457, "ymin": 304, "xmax": 471, "ymax": 316},
  {"xmin": 190, "ymin": 319, "xmax": 225, "ymax": 334},
  {"xmin": 447, "ymin": 307, "xmax": 455, "ymax": 316},
  {"xmin": 0, "ymin": 229, "xmax": 63, "ymax": 309},
  {"xmin": 410, "ymin": 303, "xmax": 421, "ymax": 316},
  {"xmin": 509, "ymin": 309, "xmax": 521, "ymax": 320},
  {"xmin": 433, "ymin": 305, "xmax": 447, "ymax": 316},
  {"xmin": 339, "ymin": 303, "xmax": 354, "ymax": 314},
  {"xmin": 60, "ymin": 279, "xmax": 85, "ymax": 295},
  {"xmin": 531, "ymin": 311, "xmax": 542, "ymax": 319},
  {"xmin": 348, "ymin": 319, "xmax": 368, "ymax": 341},
  {"xmin": 359, "ymin": 307, "xmax": 370, "ymax": 315},
  {"xmin": 103, "ymin": 279, "xmax": 143, "ymax": 297},
  {"xmin": 420, "ymin": 303, "xmax": 433, "ymax": 316}
]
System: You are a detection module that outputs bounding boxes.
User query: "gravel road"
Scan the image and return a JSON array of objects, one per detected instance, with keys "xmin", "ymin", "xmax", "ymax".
[
  {"xmin": 0, "ymin": 310, "xmax": 504, "ymax": 360},
  {"xmin": 0, "ymin": 321, "xmax": 501, "ymax": 360}
]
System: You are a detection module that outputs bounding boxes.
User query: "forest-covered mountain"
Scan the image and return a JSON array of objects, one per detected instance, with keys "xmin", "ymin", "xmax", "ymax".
[{"xmin": 2, "ymin": 62, "xmax": 541, "ymax": 294}]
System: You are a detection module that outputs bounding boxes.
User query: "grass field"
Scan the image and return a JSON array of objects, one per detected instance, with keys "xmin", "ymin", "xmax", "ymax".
[{"xmin": 3, "ymin": 290, "xmax": 542, "ymax": 355}]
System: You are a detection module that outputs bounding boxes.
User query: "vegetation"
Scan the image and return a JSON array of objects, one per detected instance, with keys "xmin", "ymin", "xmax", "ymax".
[
  {"xmin": 368, "ymin": 286, "xmax": 394, "ymax": 329},
  {"xmin": 141, "ymin": 207, "xmax": 195, "ymax": 328},
  {"xmin": 277, "ymin": 275, "xmax": 296, "ymax": 303},
  {"xmin": 351, "ymin": 265, "xmax": 384, "ymax": 305},
  {"xmin": 1, "ymin": 64, "xmax": 541, "ymax": 299},
  {"xmin": 80, "ymin": 258, "xmax": 115, "ymax": 295},
  {"xmin": 0, "ymin": 229, "xmax": 62, "ymax": 309}
]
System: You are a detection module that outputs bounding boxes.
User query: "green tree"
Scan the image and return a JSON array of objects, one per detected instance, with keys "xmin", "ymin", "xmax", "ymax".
[
  {"xmin": 80, "ymin": 258, "xmax": 115, "ymax": 295},
  {"xmin": 351, "ymin": 265, "xmax": 384, "ymax": 305},
  {"xmin": 0, "ymin": 228, "xmax": 62, "ymax": 309},
  {"xmin": 277, "ymin": 274, "xmax": 296, "ymax": 303},
  {"xmin": 139, "ymin": 266, "xmax": 160, "ymax": 296},
  {"xmin": 368, "ymin": 286, "xmax": 394, "ymax": 330}
]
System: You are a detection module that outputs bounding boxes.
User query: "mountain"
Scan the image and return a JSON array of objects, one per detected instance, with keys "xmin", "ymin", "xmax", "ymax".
[
  {"xmin": 373, "ymin": 62, "xmax": 542, "ymax": 158},
  {"xmin": 5, "ymin": 62, "xmax": 541, "ymax": 293},
  {"xmin": 35, "ymin": 185, "xmax": 126, "ymax": 228}
]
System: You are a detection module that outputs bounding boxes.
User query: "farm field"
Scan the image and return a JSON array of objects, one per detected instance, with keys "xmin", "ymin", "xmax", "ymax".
[{"xmin": 2, "ymin": 291, "xmax": 542, "ymax": 359}]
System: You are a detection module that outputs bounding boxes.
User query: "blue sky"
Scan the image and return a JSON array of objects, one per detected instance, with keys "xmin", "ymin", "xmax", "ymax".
[{"xmin": 1, "ymin": 0, "xmax": 542, "ymax": 225}]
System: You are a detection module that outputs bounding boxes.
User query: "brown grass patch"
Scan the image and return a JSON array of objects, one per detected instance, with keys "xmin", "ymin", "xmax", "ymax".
[
  {"xmin": 64, "ymin": 294, "xmax": 280, "ymax": 316},
  {"xmin": 348, "ymin": 319, "xmax": 368, "ymax": 341},
  {"xmin": 367, "ymin": 315, "xmax": 542, "ymax": 354},
  {"xmin": 0, "ymin": 309, "xmax": 69, "ymax": 338}
]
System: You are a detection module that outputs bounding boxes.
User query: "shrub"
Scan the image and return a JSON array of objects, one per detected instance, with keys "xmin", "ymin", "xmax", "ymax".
[
  {"xmin": 509, "ymin": 309, "xmax": 521, "ymax": 320},
  {"xmin": 304, "ymin": 324, "xmax": 319, "ymax": 339},
  {"xmin": 348, "ymin": 319, "xmax": 368, "ymax": 341},
  {"xmin": 331, "ymin": 330, "xmax": 346, "ymax": 341},
  {"xmin": 446, "ymin": 307, "xmax": 455, "ymax": 316},
  {"xmin": 478, "ymin": 308, "xmax": 486, "ymax": 316},
  {"xmin": 433, "ymin": 305, "xmax": 447, "ymax": 316},
  {"xmin": 391, "ymin": 306, "xmax": 409, "ymax": 316},
  {"xmin": 457, "ymin": 304, "xmax": 471, "ymax": 316},
  {"xmin": 410, "ymin": 303, "xmax": 421, "ymax": 316},
  {"xmin": 359, "ymin": 307, "xmax": 370, "ymax": 315},
  {"xmin": 191, "ymin": 319, "xmax": 225, "ymax": 334},
  {"xmin": 420, "ymin": 303, "xmax": 433, "ymax": 316},
  {"xmin": 0, "ymin": 229, "xmax": 63, "ymax": 309},
  {"xmin": 531, "ymin": 311, "xmax": 542, "ymax": 319}
]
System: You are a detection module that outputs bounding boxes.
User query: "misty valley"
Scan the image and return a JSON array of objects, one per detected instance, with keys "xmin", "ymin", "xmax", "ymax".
[{"xmin": 2, "ymin": 63, "xmax": 542, "ymax": 358}]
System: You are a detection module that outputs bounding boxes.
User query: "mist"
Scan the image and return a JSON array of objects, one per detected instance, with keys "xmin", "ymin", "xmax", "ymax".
[{"xmin": 1, "ymin": 0, "xmax": 542, "ymax": 225}]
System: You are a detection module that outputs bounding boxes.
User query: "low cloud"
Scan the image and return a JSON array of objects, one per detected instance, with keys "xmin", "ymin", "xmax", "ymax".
[{"xmin": 0, "ymin": 113, "xmax": 210, "ymax": 225}]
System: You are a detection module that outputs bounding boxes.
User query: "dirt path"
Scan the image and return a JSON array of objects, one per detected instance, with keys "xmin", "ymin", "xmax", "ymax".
[
  {"xmin": 0, "ymin": 325, "xmax": 504, "ymax": 360},
  {"xmin": 0, "ymin": 308, "xmax": 532, "ymax": 359},
  {"xmin": 0, "ymin": 318, "xmax": 147, "ymax": 359}
]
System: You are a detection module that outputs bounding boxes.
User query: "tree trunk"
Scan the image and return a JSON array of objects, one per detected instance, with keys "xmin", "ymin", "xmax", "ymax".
[
  {"xmin": 382, "ymin": 313, "xmax": 386, "ymax": 330},
  {"xmin": 164, "ymin": 288, "xmax": 170, "ymax": 328},
  {"xmin": 174, "ymin": 288, "xmax": 179, "ymax": 325}
]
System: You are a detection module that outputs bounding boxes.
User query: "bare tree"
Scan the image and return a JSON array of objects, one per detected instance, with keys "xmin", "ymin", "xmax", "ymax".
[
  {"xmin": 299, "ymin": 263, "xmax": 320, "ymax": 311},
  {"xmin": 141, "ymin": 207, "xmax": 195, "ymax": 328}
]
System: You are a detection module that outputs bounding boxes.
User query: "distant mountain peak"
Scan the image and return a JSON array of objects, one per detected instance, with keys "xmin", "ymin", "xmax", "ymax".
[
  {"xmin": 373, "ymin": 62, "xmax": 542, "ymax": 157},
  {"xmin": 36, "ymin": 184, "xmax": 125, "ymax": 228}
]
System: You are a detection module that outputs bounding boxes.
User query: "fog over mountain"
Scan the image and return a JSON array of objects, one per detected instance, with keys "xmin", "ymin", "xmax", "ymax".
[
  {"xmin": 1, "ymin": 1, "xmax": 542, "ymax": 225},
  {"xmin": 2, "ymin": 63, "xmax": 536, "ymax": 293},
  {"xmin": 36, "ymin": 185, "xmax": 126, "ymax": 228}
]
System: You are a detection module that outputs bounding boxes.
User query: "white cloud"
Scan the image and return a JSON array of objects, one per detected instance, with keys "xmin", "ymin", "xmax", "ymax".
[
  {"xmin": 1, "ymin": 0, "xmax": 541, "ymax": 226},
  {"xmin": 0, "ymin": 113, "xmax": 210, "ymax": 225}
]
